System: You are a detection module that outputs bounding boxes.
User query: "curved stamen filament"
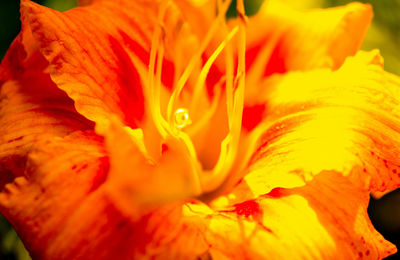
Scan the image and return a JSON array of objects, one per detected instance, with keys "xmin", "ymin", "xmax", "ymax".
[
  {"xmin": 166, "ymin": 0, "xmax": 233, "ymax": 129},
  {"xmin": 136, "ymin": 0, "xmax": 249, "ymax": 197},
  {"xmin": 217, "ymin": 0, "xmax": 235, "ymax": 120},
  {"xmin": 155, "ymin": 32, "xmax": 165, "ymax": 120},
  {"xmin": 232, "ymin": 0, "xmax": 247, "ymax": 151},
  {"xmin": 146, "ymin": 1, "xmax": 170, "ymax": 139},
  {"xmin": 143, "ymin": 2, "xmax": 204, "ymax": 194},
  {"xmin": 201, "ymin": 0, "xmax": 247, "ymax": 194},
  {"xmin": 190, "ymin": 26, "xmax": 239, "ymax": 113}
]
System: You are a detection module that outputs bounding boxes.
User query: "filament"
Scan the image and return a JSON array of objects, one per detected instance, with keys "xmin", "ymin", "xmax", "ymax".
[
  {"xmin": 166, "ymin": 0, "xmax": 233, "ymax": 128},
  {"xmin": 190, "ymin": 25, "xmax": 239, "ymax": 113},
  {"xmin": 201, "ymin": 0, "xmax": 247, "ymax": 193},
  {"xmin": 147, "ymin": 1, "xmax": 170, "ymax": 138}
]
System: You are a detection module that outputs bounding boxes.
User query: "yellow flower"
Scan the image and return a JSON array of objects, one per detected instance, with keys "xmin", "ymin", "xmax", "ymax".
[{"xmin": 0, "ymin": 0, "xmax": 399, "ymax": 259}]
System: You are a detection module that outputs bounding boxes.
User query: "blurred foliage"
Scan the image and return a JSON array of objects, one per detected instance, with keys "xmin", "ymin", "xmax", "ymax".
[
  {"xmin": 369, "ymin": 192, "xmax": 400, "ymax": 260},
  {"xmin": 0, "ymin": 0, "xmax": 29, "ymax": 59},
  {"xmin": 0, "ymin": 0, "xmax": 400, "ymax": 259},
  {"xmin": 0, "ymin": 0, "xmax": 76, "ymax": 59},
  {"xmin": 226, "ymin": 0, "xmax": 265, "ymax": 18},
  {"xmin": 0, "ymin": 217, "xmax": 30, "ymax": 260},
  {"xmin": 45, "ymin": 0, "xmax": 77, "ymax": 11}
]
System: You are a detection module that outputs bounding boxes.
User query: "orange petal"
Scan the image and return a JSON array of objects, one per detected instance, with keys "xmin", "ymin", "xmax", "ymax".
[
  {"xmin": 20, "ymin": 0, "xmax": 179, "ymax": 128},
  {"xmin": 0, "ymin": 119, "xmax": 208, "ymax": 259},
  {"xmin": 0, "ymin": 21, "xmax": 92, "ymax": 187},
  {"xmin": 241, "ymin": 50, "xmax": 400, "ymax": 198},
  {"xmin": 245, "ymin": 1, "xmax": 372, "ymax": 81},
  {"xmin": 173, "ymin": 0, "xmax": 217, "ymax": 40},
  {"xmin": 0, "ymin": 131, "xmax": 107, "ymax": 259},
  {"xmin": 96, "ymin": 117, "xmax": 202, "ymax": 219},
  {"xmin": 43, "ymin": 199, "xmax": 210, "ymax": 259}
]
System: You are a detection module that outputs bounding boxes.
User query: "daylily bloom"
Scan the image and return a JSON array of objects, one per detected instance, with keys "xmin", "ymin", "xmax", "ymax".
[{"xmin": 1, "ymin": 0, "xmax": 400, "ymax": 259}]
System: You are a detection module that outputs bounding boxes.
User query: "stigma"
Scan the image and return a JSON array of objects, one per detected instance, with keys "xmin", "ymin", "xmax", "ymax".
[{"xmin": 174, "ymin": 108, "xmax": 192, "ymax": 129}]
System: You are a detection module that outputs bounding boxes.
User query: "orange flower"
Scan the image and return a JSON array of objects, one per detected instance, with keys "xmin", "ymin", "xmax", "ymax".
[{"xmin": 1, "ymin": 0, "xmax": 400, "ymax": 259}]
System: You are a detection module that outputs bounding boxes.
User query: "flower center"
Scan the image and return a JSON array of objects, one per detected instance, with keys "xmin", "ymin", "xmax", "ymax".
[{"xmin": 138, "ymin": 0, "xmax": 247, "ymax": 200}]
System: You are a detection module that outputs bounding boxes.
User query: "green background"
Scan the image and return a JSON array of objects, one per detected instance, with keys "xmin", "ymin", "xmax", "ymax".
[{"xmin": 0, "ymin": 0, "xmax": 399, "ymax": 259}]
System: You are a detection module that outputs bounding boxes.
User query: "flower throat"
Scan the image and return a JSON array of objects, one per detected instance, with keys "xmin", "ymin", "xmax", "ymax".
[{"xmin": 141, "ymin": 0, "xmax": 247, "ymax": 198}]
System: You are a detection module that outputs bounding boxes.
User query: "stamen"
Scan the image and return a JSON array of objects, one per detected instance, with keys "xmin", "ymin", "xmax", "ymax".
[
  {"xmin": 201, "ymin": 0, "xmax": 247, "ymax": 194},
  {"xmin": 190, "ymin": 26, "xmax": 239, "ymax": 113},
  {"xmin": 146, "ymin": 1, "xmax": 170, "ymax": 138},
  {"xmin": 166, "ymin": 0, "xmax": 233, "ymax": 129},
  {"xmin": 219, "ymin": 0, "xmax": 235, "ymax": 122},
  {"xmin": 155, "ymin": 31, "xmax": 165, "ymax": 117}
]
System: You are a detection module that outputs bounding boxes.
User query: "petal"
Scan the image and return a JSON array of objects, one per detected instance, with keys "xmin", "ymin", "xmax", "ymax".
[
  {"xmin": 5, "ymin": 136, "xmax": 394, "ymax": 259},
  {"xmin": 20, "ymin": 0, "xmax": 146, "ymax": 128},
  {"xmin": 173, "ymin": 0, "xmax": 217, "ymax": 40},
  {"xmin": 0, "ymin": 20, "xmax": 93, "ymax": 186},
  {"xmin": 96, "ymin": 117, "xmax": 202, "ymax": 219},
  {"xmin": 0, "ymin": 131, "xmax": 107, "ymax": 259},
  {"xmin": 242, "ymin": 50, "xmax": 400, "ymax": 198},
  {"xmin": 201, "ymin": 172, "xmax": 396, "ymax": 259},
  {"xmin": 43, "ymin": 199, "xmax": 209, "ymax": 259},
  {"xmin": 245, "ymin": 1, "xmax": 372, "ymax": 83},
  {"xmin": 0, "ymin": 123, "xmax": 208, "ymax": 259},
  {"xmin": 0, "ymin": 119, "xmax": 206, "ymax": 259},
  {"xmin": 20, "ymin": 0, "xmax": 179, "ymax": 128}
]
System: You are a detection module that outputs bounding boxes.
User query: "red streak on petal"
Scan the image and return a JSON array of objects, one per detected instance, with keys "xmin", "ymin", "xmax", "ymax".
[
  {"xmin": 246, "ymin": 37, "xmax": 287, "ymax": 76},
  {"xmin": 265, "ymin": 187, "xmax": 285, "ymax": 198},
  {"xmin": 242, "ymin": 104, "xmax": 266, "ymax": 132},
  {"xmin": 245, "ymin": 43, "xmax": 260, "ymax": 70},
  {"xmin": 161, "ymin": 58, "xmax": 175, "ymax": 90},
  {"xmin": 89, "ymin": 156, "xmax": 110, "ymax": 192},
  {"xmin": 109, "ymin": 35, "xmax": 145, "ymax": 127},
  {"xmin": 161, "ymin": 144, "xmax": 169, "ymax": 154},
  {"xmin": 202, "ymin": 54, "xmax": 224, "ymax": 98},
  {"xmin": 119, "ymin": 30, "xmax": 175, "ymax": 89},
  {"xmin": 263, "ymin": 39, "xmax": 286, "ymax": 76},
  {"xmin": 232, "ymin": 199, "xmax": 262, "ymax": 218},
  {"xmin": 119, "ymin": 30, "xmax": 150, "ymax": 66}
]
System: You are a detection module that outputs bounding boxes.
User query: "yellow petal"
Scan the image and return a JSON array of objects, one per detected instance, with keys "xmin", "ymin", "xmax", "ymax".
[
  {"xmin": 201, "ymin": 172, "xmax": 396, "ymax": 259},
  {"xmin": 245, "ymin": 1, "xmax": 372, "ymax": 82},
  {"xmin": 242, "ymin": 50, "xmax": 400, "ymax": 198}
]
